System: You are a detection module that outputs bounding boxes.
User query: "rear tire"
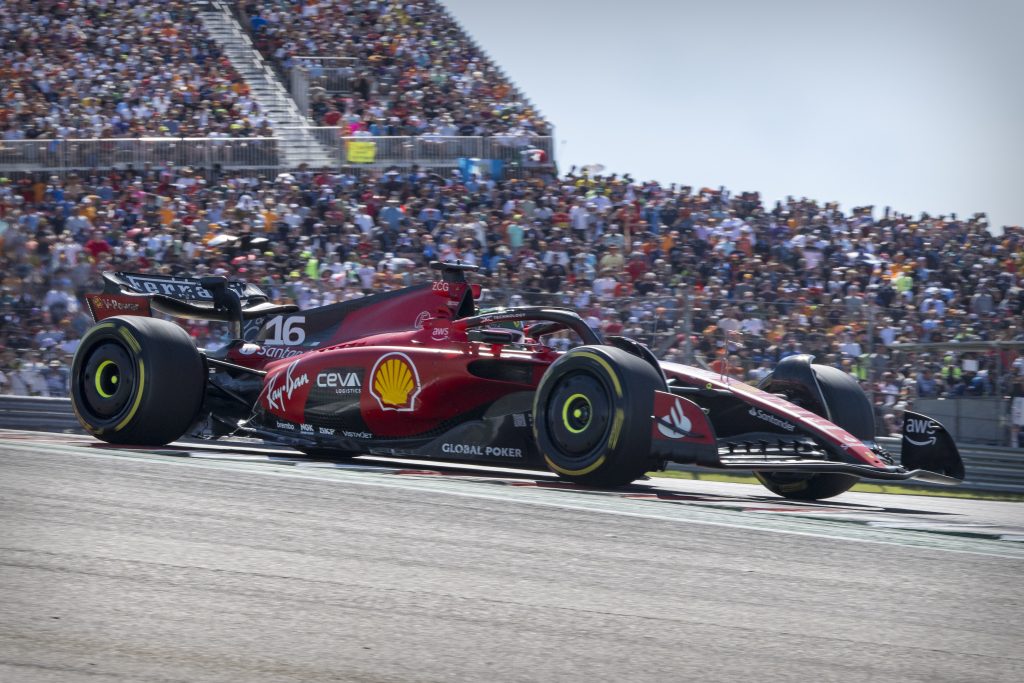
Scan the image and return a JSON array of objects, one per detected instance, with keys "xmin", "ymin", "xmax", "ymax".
[
  {"xmin": 534, "ymin": 346, "xmax": 662, "ymax": 487},
  {"xmin": 70, "ymin": 316, "xmax": 205, "ymax": 446},
  {"xmin": 755, "ymin": 362, "xmax": 871, "ymax": 500}
]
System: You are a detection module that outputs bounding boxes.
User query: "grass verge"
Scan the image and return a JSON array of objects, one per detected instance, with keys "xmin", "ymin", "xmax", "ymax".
[{"xmin": 648, "ymin": 469, "xmax": 1024, "ymax": 502}]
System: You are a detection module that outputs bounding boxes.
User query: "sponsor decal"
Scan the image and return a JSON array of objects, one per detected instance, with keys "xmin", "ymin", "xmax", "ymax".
[
  {"xmin": 513, "ymin": 413, "xmax": 528, "ymax": 428},
  {"xmin": 431, "ymin": 326, "xmax": 450, "ymax": 341},
  {"xmin": 442, "ymin": 443, "xmax": 523, "ymax": 458},
  {"xmin": 318, "ymin": 427, "xmax": 336, "ymax": 436},
  {"xmin": 239, "ymin": 343, "xmax": 305, "ymax": 360},
  {"xmin": 905, "ymin": 417, "xmax": 938, "ymax": 446},
  {"xmin": 86, "ymin": 293, "xmax": 152, "ymax": 320},
  {"xmin": 276, "ymin": 421, "xmax": 296, "ymax": 431},
  {"xmin": 369, "ymin": 352, "xmax": 422, "ymax": 412},
  {"xmin": 300, "ymin": 423, "xmax": 314, "ymax": 433},
  {"xmin": 479, "ymin": 311, "xmax": 527, "ymax": 324},
  {"xmin": 414, "ymin": 310, "xmax": 431, "ymax": 328},
  {"xmin": 657, "ymin": 398, "xmax": 694, "ymax": 439},
  {"xmin": 749, "ymin": 405, "xmax": 796, "ymax": 432},
  {"xmin": 316, "ymin": 370, "xmax": 362, "ymax": 394},
  {"xmin": 262, "ymin": 315, "xmax": 306, "ymax": 346},
  {"xmin": 266, "ymin": 360, "xmax": 310, "ymax": 412},
  {"xmin": 342, "ymin": 430, "xmax": 373, "ymax": 439}
]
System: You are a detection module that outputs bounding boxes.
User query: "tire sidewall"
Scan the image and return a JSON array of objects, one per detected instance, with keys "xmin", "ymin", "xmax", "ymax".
[
  {"xmin": 756, "ymin": 362, "xmax": 865, "ymax": 500},
  {"xmin": 71, "ymin": 316, "xmax": 205, "ymax": 445},
  {"xmin": 534, "ymin": 346, "xmax": 660, "ymax": 486}
]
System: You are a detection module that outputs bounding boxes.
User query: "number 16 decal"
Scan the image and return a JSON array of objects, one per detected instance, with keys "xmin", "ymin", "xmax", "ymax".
[{"xmin": 264, "ymin": 316, "xmax": 306, "ymax": 345}]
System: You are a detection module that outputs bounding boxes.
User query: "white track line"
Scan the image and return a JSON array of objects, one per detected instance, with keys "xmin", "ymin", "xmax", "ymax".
[{"xmin": 2, "ymin": 438, "xmax": 1022, "ymax": 560}]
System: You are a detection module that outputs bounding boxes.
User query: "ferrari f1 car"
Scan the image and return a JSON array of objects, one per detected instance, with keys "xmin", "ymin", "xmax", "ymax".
[{"xmin": 69, "ymin": 262, "xmax": 965, "ymax": 500}]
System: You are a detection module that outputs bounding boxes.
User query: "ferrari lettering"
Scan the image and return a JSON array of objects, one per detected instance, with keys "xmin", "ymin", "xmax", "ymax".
[
  {"xmin": 749, "ymin": 406, "xmax": 796, "ymax": 432},
  {"xmin": 266, "ymin": 361, "xmax": 310, "ymax": 411}
]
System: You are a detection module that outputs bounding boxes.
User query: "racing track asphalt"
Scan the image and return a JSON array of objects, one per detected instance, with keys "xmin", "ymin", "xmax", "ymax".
[{"xmin": 1, "ymin": 431, "xmax": 1022, "ymax": 683}]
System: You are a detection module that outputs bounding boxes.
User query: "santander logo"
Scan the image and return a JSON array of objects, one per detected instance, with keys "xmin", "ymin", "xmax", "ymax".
[{"xmin": 657, "ymin": 399, "xmax": 693, "ymax": 439}]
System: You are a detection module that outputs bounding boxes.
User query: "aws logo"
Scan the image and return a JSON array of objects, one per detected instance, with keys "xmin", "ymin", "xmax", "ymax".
[{"xmin": 369, "ymin": 352, "xmax": 422, "ymax": 411}]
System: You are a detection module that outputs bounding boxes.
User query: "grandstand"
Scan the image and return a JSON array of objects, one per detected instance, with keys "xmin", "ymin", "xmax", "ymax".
[{"xmin": 1, "ymin": 1, "xmax": 1021, "ymax": 446}]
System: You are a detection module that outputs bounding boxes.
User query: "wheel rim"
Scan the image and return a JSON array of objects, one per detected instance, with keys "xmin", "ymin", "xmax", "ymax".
[
  {"xmin": 80, "ymin": 342, "xmax": 135, "ymax": 419},
  {"xmin": 546, "ymin": 372, "xmax": 611, "ymax": 461}
]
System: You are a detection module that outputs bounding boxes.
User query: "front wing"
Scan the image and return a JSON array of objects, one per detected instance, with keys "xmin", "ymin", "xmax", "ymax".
[{"xmin": 649, "ymin": 392, "xmax": 963, "ymax": 485}]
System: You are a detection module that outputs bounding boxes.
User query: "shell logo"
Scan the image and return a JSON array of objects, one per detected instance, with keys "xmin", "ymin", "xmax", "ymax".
[{"xmin": 369, "ymin": 352, "xmax": 422, "ymax": 411}]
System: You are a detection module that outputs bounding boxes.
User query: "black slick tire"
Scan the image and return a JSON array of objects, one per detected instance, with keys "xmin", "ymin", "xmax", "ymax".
[
  {"xmin": 756, "ymin": 362, "xmax": 872, "ymax": 500},
  {"xmin": 533, "ymin": 345, "xmax": 662, "ymax": 487},
  {"xmin": 70, "ymin": 316, "xmax": 205, "ymax": 446}
]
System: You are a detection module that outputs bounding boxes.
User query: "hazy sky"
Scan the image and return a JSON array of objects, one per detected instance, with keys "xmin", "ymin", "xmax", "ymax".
[{"xmin": 442, "ymin": 0, "xmax": 1023, "ymax": 230}]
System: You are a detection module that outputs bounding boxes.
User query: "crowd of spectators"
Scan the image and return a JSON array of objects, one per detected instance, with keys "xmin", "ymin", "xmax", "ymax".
[
  {"xmin": 2, "ymin": 163, "xmax": 1022, "ymax": 439},
  {"xmin": 238, "ymin": 0, "xmax": 551, "ymax": 137},
  {"xmin": 0, "ymin": 0, "xmax": 271, "ymax": 140}
]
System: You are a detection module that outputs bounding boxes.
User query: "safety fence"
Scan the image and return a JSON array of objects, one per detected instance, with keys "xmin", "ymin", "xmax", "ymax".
[
  {"xmin": 292, "ymin": 129, "xmax": 554, "ymax": 169},
  {"xmin": 1, "ymin": 395, "xmax": 1020, "ymax": 493},
  {"xmin": 0, "ymin": 137, "xmax": 281, "ymax": 173},
  {"xmin": 0, "ymin": 133, "xmax": 554, "ymax": 174}
]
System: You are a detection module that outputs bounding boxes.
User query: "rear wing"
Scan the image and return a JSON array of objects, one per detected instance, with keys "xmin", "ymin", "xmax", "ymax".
[
  {"xmin": 100, "ymin": 271, "xmax": 268, "ymax": 304},
  {"xmin": 87, "ymin": 272, "xmax": 297, "ymax": 340}
]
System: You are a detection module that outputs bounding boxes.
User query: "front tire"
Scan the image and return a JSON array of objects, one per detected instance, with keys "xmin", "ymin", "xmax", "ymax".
[
  {"xmin": 534, "ymin": 346, "xmax": 662, "ymax": 487},
  {"xmin": 755, "ymin": 361, "xmax": 872, "ymax": 500},
  {"xmin": 70, "ymin": 316, "xmax": 205, "ymax": 446}
]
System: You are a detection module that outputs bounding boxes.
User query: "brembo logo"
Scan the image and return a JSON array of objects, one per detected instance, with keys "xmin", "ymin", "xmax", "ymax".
[{"xmin": 749, "ymin": 406, "xmax": 796, "ymax": 432}]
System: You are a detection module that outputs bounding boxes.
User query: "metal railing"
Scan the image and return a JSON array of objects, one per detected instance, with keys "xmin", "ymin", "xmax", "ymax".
[
  {"xmin": 288, "ymin": 129, "xmax": 554, "ymax": 168},
  {"xmin": 0, "ymin": 134, "xmax": 553, "ymax": 173},
  {"xmin": 0, "ymin": 137, "xmax": 281, "ymax": 173}
]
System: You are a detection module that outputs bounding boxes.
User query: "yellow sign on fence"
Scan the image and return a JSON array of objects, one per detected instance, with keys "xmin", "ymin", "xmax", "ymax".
[{"xmin": 346, "ymin": 140, "xmax": 377, "ymax": 163}]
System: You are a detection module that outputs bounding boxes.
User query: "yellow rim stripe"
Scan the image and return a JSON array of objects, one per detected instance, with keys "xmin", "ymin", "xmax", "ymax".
[
  {"xmin": 114, "ymin": 359, "xmax": 145, "ymax": 432},
  {"xmin": 94, "ymin": 360, "xmax": 116, "ymax": 398},
  {"xmin": 608, "ymin": 408, "xmax": 624, "ymax": 450},
  {"xmin": 574, "ymin": 351, "xmax": 622, "ymax": 398},
  {"xmin": 119, "ymin": 327, "xmax": 141, "ymax": 353},
  {"xmin": 83, "ymin": 322, "xmax": 115, "ymax": 340},
  {"xmin": 544, "ymin": 454, "xmax": 606, "ymax": 477}
]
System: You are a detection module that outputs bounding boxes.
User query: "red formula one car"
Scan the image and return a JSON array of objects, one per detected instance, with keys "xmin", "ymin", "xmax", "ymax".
[{"xmin": 69, "ymin": 262, "xmax": 965, "ymax": 500}]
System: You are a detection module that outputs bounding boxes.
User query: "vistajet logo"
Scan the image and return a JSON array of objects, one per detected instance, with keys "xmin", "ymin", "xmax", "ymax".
[{"xmin": 749, "ymin": 406, "xmax": 795, "ymax": 432}]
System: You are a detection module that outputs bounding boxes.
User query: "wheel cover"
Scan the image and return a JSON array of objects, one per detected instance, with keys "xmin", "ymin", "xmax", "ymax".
[
  {"xmin": 546, "ymin": 372, "xmax": 611, "ymax": 462},
  {"xmin": 80, "ymin": 342, "xmax": 135, "ymax": 419}
]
